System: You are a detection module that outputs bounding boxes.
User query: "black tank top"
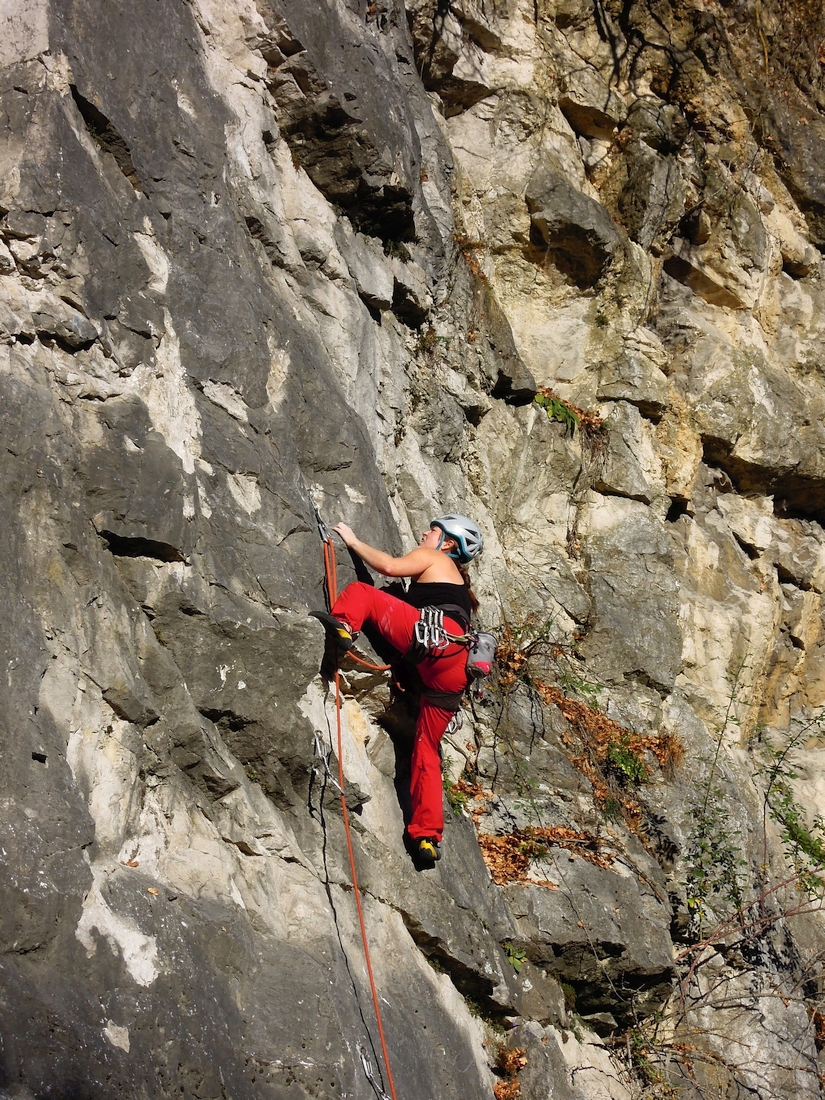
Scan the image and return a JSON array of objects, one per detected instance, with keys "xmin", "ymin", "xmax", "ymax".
[{"xmin": 400, "ymin": 581, "xmax": 472, "ymax": 626}]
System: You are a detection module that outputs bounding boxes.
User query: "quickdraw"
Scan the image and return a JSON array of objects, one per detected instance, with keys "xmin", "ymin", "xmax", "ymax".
[{"xmin": 407, "ymin": 606, "xmax": 472, "ymax": 663}]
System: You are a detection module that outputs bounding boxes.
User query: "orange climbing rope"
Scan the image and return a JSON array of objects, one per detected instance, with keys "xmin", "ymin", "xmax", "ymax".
[{"xmin": 321, "ymin": 531, "xmax": 399, "ymax": 1100}]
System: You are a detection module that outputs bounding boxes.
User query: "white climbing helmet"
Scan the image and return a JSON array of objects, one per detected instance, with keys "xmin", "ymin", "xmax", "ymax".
[{"xmin": 430, "ymin": 514, "xmax": 484, "ymax": 563}]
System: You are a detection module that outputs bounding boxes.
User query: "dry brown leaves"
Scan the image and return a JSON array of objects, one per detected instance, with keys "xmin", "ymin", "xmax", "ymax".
[
  {"xmin": 478, "ymin": 825, "xmax": 614, "ymax": 885},
  {"xmin": 536, "ymin": 677, "xmax": 682, "ymax": 777},
  {"xmin": 495, "ymin": 640, "xmax": 530, "ymax": 691},
  {"xmin": 534, "ymin": 681, "xmax": 619, "ymax": 751},
  {"xmin": 493, "ymin": 1047, "xmax": 527, "ymax": 1100},
  {"xmin": 449, "ymin": 779, "xmax": 490, "ymax": 822}
]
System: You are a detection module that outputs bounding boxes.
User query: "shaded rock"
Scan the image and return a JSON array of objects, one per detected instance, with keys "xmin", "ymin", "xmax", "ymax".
[
  {"xmin": 472, "ymin": 278, "xmax": 537, "ymax": 405},
  {"xmin": 689, "ymin": 348, "xmax": 825, "ymax": 523},
  {"xmin": 0, "ymin": 238, "xmax": 15, "ymax": 275},
  {"xmin": 31, "ymin": 297, "xmax": 100, "ymax": 348},
  {"xmin": 266, "ymin": 0, "xmax": 421, "ymax": 243},
  {"xmin": 388, "ymin": 253, "xmax": 433, "ymax": 326},
  {"xmin": 624, "ymin": 97, "xmax": 689, "ymax": 155},
  {"xmin": 405, "ymin": 0, "xmax": 498, "ymax": 117},
  {"xmin": 504, "ymin": 856, "xmax": 673, "ymax": 1022},
  {"xmin": 558, "ymin": 66, "xmax": 627, "ymax": 141},
  {"xmin": 766, "ymin": 205, "xmax": 820, "ymax": 278},
  {"xmin": 80, "ymin": 395, "xmax": 194, "ymax": 562},
  {"xmin": 756, "ymin": 101, "xmax": 825, "ymax": 247},
  {"xmin": 617, "ymin": 140, "xmax": 684, "ymax": 251},
  {"xmin": 664, "ymin": 236, "xmax": 749, "ymax": 310},
  {"xmin": 334, "ymin": 220, "xmax": 394, "ymax": 310},
  {"xmin": 526, "ymin": 167, "xmax": 622, "ymax": 287}
]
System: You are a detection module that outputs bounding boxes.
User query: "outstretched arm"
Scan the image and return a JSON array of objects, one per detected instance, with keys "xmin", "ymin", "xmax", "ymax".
[{"xmin": 333, "ymin": 523, "xmax": 435, "ymax": 578}]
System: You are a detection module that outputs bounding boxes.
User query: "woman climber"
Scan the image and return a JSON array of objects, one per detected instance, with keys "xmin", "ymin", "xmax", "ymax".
[{"xmin": 313, "ymin": 514, "xmax": 484, "ymax": 868}]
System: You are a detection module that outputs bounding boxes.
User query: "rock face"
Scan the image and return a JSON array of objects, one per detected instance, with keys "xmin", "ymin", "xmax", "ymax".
[{"xmin": 2, "ymin": 0, "xmax": 825, "ymax": 1098}]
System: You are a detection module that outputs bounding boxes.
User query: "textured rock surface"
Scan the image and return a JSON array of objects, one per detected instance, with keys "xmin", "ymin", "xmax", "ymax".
[{"xmin": 2, "ymin": 0, "xmax": 825, "ymax": 1097}]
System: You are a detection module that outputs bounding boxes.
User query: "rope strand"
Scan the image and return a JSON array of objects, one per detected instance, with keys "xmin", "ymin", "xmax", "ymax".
[{"xmin": 323, "ymin": 535, "xmax": 399, "ymax": 1100}]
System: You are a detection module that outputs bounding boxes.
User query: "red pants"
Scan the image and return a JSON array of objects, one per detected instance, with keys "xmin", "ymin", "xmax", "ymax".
[{"xmin": 331, "ymin": 582, "xmax": 468, "ymax": 842}]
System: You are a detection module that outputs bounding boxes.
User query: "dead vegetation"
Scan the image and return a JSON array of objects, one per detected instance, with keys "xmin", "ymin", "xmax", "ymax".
[
  {"xmin": 492, "ymin": 1045, "xmax": 527, "ymax": 1100},
  {"xmin": 478, "ymin": 825, "xmax": 614, "ymax": 885},
  {"xmin": 494, "ymin": 625, "xmax": 685, "ymax": 834}
]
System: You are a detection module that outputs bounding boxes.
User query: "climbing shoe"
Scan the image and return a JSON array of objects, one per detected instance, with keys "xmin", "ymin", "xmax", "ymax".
[
  {"xmin": 416, "ymin": 838, "xmax": 441, "ymax": 867},
  {"xmin": 310, "ymin": 611, "xmax": 356, "ymax": 651}
]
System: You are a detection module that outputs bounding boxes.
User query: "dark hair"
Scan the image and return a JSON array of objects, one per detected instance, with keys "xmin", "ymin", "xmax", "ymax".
[{"xmin": 458, "ymin": 564, "xmax": 479, "ymax": 613}]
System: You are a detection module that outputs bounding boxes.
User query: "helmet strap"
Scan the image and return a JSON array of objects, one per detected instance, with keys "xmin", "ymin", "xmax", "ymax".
[{"xmin": 433, "ymin": 526, "xmax": 460, "ymax": 558}]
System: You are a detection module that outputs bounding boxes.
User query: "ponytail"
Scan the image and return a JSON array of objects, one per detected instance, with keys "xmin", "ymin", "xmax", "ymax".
[{"xmin": 458, "ymin": 565, "xmax": 479, "ymax": 613}]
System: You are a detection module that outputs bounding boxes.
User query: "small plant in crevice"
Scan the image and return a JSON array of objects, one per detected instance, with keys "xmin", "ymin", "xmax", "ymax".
[
  {"xmin": 503, "ymin": 941, "xmax": 527, "ymax": 973},
  {"xmin": 557, "ymin": 670, "xmax": 602, "ymax": 705},
  {"xmin": 417, "ymin": 326, "xmax": 451, "ymax": 357},
  {"xmin": 443, "ymin": 767, "xmax": 471, "ymax": 815},
  {"xmin": 453, "ymin": 232, "xmax": 487, "ymax": 280},
  {"xmin": 606, "ymin": 738, "xmax": 649, "ymax": 786},
  {"xmin": 534, "ymin": 387, "xmax": 606, "ymax": 451},
  {"xmin": 618, "ymin": 1022, "xmax": 680, "ymax": 1096},
  {"xmin": 383, "ymin": 238, "xmax": 411, "ymax": 261}
]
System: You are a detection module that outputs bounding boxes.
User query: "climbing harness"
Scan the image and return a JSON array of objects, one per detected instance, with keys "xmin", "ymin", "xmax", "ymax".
[
  {"xmin": 406, "ymin": 606, "xmax": 497, "ymax": 685},
  {"xmin": 313, "ymin": 501, "xmax": 399, "ymax": 1100}
]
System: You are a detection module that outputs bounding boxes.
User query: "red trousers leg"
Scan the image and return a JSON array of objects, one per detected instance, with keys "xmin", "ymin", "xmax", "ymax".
[
  {"xmin": 331, "ymin": 581, "xmax": 469, "ymax": 844},
  {"xmin": 407, "ymin": 701, "xmax": 452, "ymax": 842},
  {"xmin": 331, "ymin": 582, "xmax": 420, "ymax": 652}
]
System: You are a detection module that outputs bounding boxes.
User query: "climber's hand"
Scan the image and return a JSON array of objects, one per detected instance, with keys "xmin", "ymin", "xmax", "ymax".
[{"xmin": 332, "ymin": 523, "xmax": 358, "ymax": 548}]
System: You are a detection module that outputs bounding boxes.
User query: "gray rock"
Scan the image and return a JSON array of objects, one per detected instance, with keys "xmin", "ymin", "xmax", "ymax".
[
  {"xmin": 472, "ymin": 277, "xmax": 538, "ymax": 405},
  {"xmin": 526, "ymin": 167, "xmax": 623, "ymax": 287},
  {"xmin": 756, "ymin": 103, "xmax": 825, "ymax": 247},
  {"xmin": 406, "ymin": 0, "xmax": 497, "ymax": 117},
  {"xmin": 3, "ymin": 0, "xmax": 825, "ymax": 1097},
  {"xmin": 32, "ymin": 300, "xmax": 99, "ymax": 347},
  {"xmin": 617, "ymin": 140, "xmax": 684, "ymax": 251},
  {"xmin": 624, "ymin": 97, "xmax": 688, "ymax": 155},
  {"xmin": 334, "ymin": 220, "xmax": 394, "ymax": 310},
  {"xmin": 581, "ymin": 499, "xmax": 683, "ymax": 691},
  {"xmin": 558, "ymin": 67, "xmax": 627, "ymax": 141},
  {"xmin": 593, "ymin": 402, "xmax": 661, "ymax": 505},
  {"xmin": 598, "ymin": 329, "xmax": 669, "ymax": 418},
  {"xmin": 504, "ymin": 856, "xmax": 673, "ymax": 1021}
]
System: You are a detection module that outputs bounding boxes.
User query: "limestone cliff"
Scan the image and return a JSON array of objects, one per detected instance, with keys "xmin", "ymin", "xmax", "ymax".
[{"xmin": 2, "ymin": 0, "xmax": 825, "ymax": 1097}]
